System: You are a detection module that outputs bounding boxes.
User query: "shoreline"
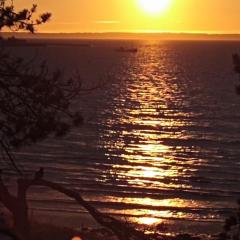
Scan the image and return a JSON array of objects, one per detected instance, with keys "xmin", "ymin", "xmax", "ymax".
[
  {"xmin": 1, "ymin": 206, "xmax": 221, "ymax": 239},
  {"xmin": 29, "ymin": 209, "xmax": 223, "ymax": 237}
]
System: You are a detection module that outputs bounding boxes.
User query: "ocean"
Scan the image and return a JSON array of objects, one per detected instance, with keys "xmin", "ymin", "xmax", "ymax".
[{"xmin": 4, "ymin": 39, "xmax": 240, "ymax": 235}]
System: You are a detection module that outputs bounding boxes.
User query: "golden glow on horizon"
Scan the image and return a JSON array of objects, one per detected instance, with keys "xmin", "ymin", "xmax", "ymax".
[
  {"xmin": 138, "ymin": 0, "xmax": 172, "ymax": 15},
  {"xmin": 13, "ymin": 0, "xmax": 240, "ymax": 33}
]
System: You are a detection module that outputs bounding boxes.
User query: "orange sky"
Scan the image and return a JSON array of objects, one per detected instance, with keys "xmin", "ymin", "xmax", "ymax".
[{"xmin": 15, "ymin": 0, "xmax": 240, "ymax": 33}]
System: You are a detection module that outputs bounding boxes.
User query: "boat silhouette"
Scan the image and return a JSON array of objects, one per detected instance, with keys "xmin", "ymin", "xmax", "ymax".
[{"xmin": 115, "ymin": 47, "xmax": 138, "ymax": 53}]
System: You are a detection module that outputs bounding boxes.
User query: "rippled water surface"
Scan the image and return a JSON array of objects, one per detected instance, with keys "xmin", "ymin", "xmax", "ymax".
[{"xmin": 5, "ymin": 40, "xmax": 240, "ymax": 234}]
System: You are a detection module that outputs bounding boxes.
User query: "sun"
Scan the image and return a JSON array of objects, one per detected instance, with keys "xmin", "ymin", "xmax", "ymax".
[{"xmin": 138, "ymin": 0, "xmax": 172, "ymax": 15}]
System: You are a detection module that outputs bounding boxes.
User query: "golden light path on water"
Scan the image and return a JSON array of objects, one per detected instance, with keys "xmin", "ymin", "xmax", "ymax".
[
  {"xmin": 102, "ymin": 43, "xmax": 200, "ymax": 227},
  {"xmin": 97, "ymin": 196, "xmax": 206, "ymax": 226}
]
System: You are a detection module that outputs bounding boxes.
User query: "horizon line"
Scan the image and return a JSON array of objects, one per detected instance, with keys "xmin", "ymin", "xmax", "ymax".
[{"xmin": 3, "ymin": 31, "xmax": 240, "ymax": 35}]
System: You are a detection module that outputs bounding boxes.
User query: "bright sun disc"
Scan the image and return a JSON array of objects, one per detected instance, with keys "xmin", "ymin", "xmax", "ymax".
[{"xmin": 138, "ymin": 0, "xmax": 171, "ymax": 15}]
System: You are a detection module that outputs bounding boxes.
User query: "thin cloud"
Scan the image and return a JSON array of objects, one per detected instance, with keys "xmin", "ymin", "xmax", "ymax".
[
  {"xmin": 51, "ymin": 22, "xmax": 83, "ymax": 25},
  {"xmin": 94, "ymin": 20, "xmax": 120, "ymax": 24}
]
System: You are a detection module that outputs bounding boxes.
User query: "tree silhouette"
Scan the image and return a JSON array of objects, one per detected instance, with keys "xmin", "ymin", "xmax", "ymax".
[
  {"xmin": 218, "ymin": 200, "xmax": 240, "ymax": 240},
  {"xmin": 0, "ymin": 0, "xmax": 83, "ymax": 173},
  {"xmin": 232, "ymin": 53, "xmax": 240, "ymax": 95},
  {"xmin": 0, "ymin": 1, "xmax": 83, "ymax": 238},
  {"xmin": 217, "ymin": 55, "xmax": 240, "ymax": 240},
  {"xmin": 0, "ymin": 0, "xmax": 51, "ymax": 33}
]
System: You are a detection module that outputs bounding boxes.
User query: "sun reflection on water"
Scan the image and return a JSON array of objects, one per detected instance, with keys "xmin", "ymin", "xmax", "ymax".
[
  {"xmin": 138, "ymin": 217, "xmax": 160, "ymax": 225},
  {"xmin": 100, "ymin": 42, "xmax": 202, "ymax": 226}
]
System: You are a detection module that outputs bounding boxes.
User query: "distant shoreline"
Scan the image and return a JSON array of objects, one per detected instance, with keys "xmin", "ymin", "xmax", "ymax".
[{"xmin": 2, "ymin": 32, "xmax": 240, "ymax": 41}]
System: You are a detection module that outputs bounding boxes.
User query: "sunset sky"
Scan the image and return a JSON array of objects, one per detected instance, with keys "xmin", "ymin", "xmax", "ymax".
[{"xmin": 16, "ymin": 0, "xmax": 240, "ymax": 33}]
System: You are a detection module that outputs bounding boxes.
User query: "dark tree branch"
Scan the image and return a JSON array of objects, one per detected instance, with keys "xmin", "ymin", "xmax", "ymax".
[
  {"xmin": 0, "ymin": 51, "xmax": 83, "ymax": 172},
  {"xmin": 0, "ymin": 140, "xmax": 22, "ymax": 174},
  {"xmin": 0, "ymin": 0, "xmax": 51, "ymax": 33},
  {"xmin": 19, "ymin": 177, "xmax": 149, "ymax": 240},
  {"xmin": 0, "ymin": 176, "xmax": 17, "ymax": 212}
]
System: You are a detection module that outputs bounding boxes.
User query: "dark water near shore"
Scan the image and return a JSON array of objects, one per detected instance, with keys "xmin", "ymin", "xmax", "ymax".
[{"xmin": 3, "ymin": 39, "xmax": 240, "ymax": 234}]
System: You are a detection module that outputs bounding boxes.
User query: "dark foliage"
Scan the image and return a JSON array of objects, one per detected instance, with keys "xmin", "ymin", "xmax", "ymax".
[
  {"xmin": 0, "ymin": 51, "xmax": 83, "ymax": 172},
  {"xmin": 0, "ymin": 52, "xmax": 83, "ymax": 145},
  {"xmin": 232, "ymin": 54, "xmax": 240, "ymax": 94},
  {"xmin": 0, "ymin": 230, "xmax": 18, "ymax": 240},
  {"xmin": 0, "ymin": 1, "xmax": 83, "ymax": 173},
  {"xmin": 218, "ymin": 200, "xmax": 240, "ymax": 240},
  {"xmin": 0, "ymin": 0, "xmax": 51, "ymax": 33}
]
